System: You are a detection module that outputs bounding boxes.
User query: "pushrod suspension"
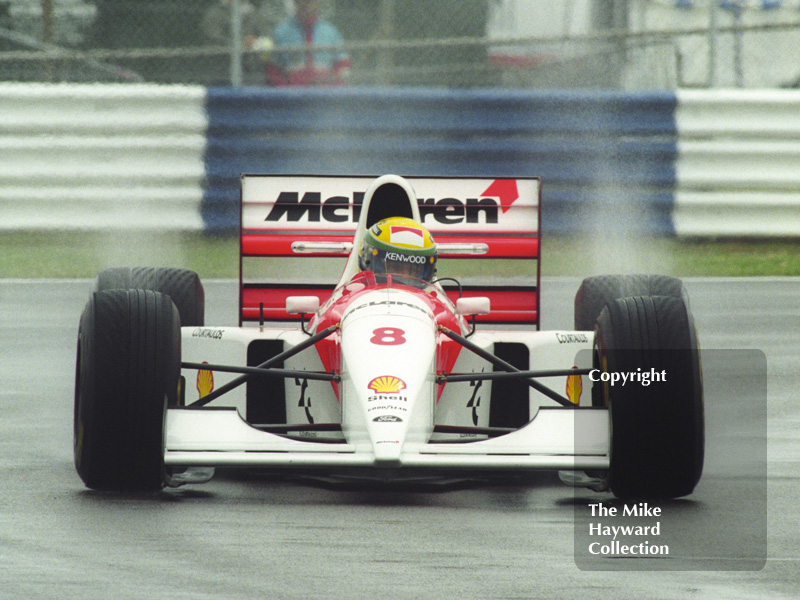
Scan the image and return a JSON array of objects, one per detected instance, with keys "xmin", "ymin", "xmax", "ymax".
[
  {"xmin": 439, "ymin": 326, "xmax": 578, "ymax": 408},
  {"xmin": 182, "ymin": 362, "xmax": 338, "ymax": 382},
  {"xmin": 441, "ymin": 368, "xmax": 592, "ymax": 383},
  {"xmin": 188, "ymin": 324, "xmax": 338, "ymax": 407}
]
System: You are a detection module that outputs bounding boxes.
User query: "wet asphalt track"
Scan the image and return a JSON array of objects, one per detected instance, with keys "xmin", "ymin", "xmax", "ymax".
[{"xmin": 0, "ymin": 278, "xmax": 797, "ymax": 599}]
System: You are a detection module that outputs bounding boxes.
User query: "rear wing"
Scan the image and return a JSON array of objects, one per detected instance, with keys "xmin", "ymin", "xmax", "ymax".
[{"xmin": 240, "ymin": 175, "xmax": 541, "ymax": 326}]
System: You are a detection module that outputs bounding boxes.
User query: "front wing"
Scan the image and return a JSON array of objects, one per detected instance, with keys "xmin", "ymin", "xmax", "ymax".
[{"xmin": 164, "ymin": 406, "xmax": 609, "ymax": 471}]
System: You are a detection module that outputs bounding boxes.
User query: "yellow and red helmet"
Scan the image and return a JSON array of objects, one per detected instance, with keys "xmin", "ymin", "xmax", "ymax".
[{"xmin": 358, "ymin": 217, "xmax": 437, "ymax": 281}]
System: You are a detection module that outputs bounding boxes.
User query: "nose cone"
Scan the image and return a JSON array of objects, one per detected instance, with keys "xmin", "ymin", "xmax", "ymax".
[
  {"xmin": 340, "ymin": 289, "xmax": 437, "ymax": 465},
  {"xmin": 364, "ymin": 370, "xmax": 430, "ymax": 465},
  {"xmin": 365, "ymin": 373, "xmax": 414, "ymax": 464},
  {"xmin": 371, "ymin": 417, "xmax": 405, "ymax": 464}
]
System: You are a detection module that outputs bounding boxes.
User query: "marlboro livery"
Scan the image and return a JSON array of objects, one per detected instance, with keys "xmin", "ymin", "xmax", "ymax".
[{"xmin": 74, "ymin": 174, "xmax": 705, "ymax": 500}]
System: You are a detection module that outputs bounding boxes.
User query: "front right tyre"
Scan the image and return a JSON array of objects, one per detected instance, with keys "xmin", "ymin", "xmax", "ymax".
[
  {"xmin": 595, "ymin": 295, "xmax": 704, "ymax": 500},
  {"xmin": 74, "ymin": 289, "xmax": 181, "ymax": 491},
  {"xmin": 574, "ymin": 274, "xmax": 686, "ymax": 331}
]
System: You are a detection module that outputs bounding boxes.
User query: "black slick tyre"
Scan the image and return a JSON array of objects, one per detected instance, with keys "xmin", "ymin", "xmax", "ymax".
[
  {"xmin": 74, "ymin": 289, "xmax": 181, "ymax": 491},
  {"xmin": 595, "ymin": 295, "xmax": 704, "ymax": 500},
  {"xmin": 575, "ymin": 274, "xmax": 686, "ymax": 331},
  {"xmin": 96, "ymin": 267, "xmax": 205, "ymax": 326}
]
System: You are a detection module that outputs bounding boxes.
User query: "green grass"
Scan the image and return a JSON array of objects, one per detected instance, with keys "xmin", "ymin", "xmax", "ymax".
[
  {"xmin": 0, "ymin": 232, "xmax": 239, "ymax": 280},
  {"xmin": 541, "ymin": 236, "xmax": 800, "ymax": 278},
  {"xmin": 2, "ymin": 231, "xmax": 800, "ymax": 279}
]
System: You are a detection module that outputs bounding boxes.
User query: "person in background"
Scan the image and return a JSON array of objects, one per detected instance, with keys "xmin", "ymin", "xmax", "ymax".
[
  {"xmin": 265, "ymin": 0, "xmax": 351, "ymax": 86},
  {"xmin": 202, "ymin": 0, "xmax": 284, "ymax": 85}
]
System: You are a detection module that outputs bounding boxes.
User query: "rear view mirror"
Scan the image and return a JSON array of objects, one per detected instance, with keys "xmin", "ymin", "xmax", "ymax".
[
  {"xmin": 286, "ymin": 296, "xmax": 320, "ymax": 315},
  {"xmin": 456, "ymin": 297, "xmax": 490, "ymax": 316}
]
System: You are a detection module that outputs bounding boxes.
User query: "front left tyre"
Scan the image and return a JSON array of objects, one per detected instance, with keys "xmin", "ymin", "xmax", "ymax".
[
  {"xmin": 74, "ymin": 289, "xmax": 180, "ymax": 491},
  {"xmin": 96, "ymin": 267, "xmax": 205, "ymax": 327}
]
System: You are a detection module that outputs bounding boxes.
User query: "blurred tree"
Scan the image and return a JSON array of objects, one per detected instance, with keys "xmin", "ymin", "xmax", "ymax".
[
  {"xmin": 334, "ymin": 0, "xmax": 491, "ymax": 86},
  {"xmin": 0, "ymin": 2, "xmax": 13, "ymax": 52},
  {"xmin": 89, "ymin": 0, "xmax": 214, "ymax": 82},
  {"xmin": 90, "ymin": 0, "xmax": 213, "ymax": 49},
  {"xmin": 590, "ymin": 0, "xmax": 629, "ymax": 88}
]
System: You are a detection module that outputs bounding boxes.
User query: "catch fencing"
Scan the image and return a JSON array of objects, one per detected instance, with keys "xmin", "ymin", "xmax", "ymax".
[
  {"xmin": 3, "ymin": 1, "xmax": 800, "ymax": 90},
  {"xmin": 1, "ymin": 83, "xmax": 799, "ymax": 237}
]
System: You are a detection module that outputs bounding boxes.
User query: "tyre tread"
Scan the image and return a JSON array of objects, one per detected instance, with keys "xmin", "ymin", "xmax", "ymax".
[
  {"xmin": 74, "ymin": 289, "xmax": 180, "ymax": 491},
  {"xmin": 597, "ymin": 294, "xmax": 704, "ymax": 499}
]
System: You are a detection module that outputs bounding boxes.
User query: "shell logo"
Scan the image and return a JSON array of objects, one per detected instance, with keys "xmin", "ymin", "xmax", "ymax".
[
  {"xmin": 368, "ymin": 375, "xmax": 406, "ymax": 394},
  {"xmin": 197, "ymin": 362, "xmax": 214, "ymax": 398},
  {"xmin": 566, "ymin": 366, "xmax": 582, "ymax": 405}
]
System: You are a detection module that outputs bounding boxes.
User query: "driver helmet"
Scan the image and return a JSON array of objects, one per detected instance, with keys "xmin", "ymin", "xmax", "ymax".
[{"xmin": 358, "ymin": 217, "xmax": 437, "ymax": 281}]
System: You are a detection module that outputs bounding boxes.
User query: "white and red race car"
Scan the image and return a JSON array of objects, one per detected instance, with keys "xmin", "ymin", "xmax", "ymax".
[{"xmin": 74, "ymin": 174, "xmax": 704, "ymax": 499}]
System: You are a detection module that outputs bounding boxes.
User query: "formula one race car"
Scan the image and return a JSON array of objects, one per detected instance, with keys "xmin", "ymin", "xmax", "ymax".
[{"xmin": 74, "ymin": 174, "xmax": 704, "ymax": 499}]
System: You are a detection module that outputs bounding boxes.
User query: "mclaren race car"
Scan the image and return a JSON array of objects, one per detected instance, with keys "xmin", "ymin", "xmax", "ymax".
[{"xmin": 74, "ymin": 174, "xmax": 704, "ymax": 499}]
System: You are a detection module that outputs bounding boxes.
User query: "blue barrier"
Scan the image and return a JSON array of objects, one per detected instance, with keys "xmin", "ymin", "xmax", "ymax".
[{"xmin": 202, "ymin": 88, "xmax": 677, "ymax": 234}]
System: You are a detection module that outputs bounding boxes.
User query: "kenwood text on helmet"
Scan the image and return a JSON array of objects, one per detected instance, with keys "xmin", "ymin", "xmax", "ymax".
[{"xmin": 358, "ymin": 216, "xmax": 437, "ymax": 281}]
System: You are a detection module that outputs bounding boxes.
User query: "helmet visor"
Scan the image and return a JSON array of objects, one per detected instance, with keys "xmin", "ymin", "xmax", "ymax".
[{"xmin": 371, "ymin": 248, "xmax": 436, "ymax": 281}]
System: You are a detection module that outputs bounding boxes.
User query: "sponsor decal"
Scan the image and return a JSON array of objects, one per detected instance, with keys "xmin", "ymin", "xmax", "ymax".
[
  {"xmin": 566, "ymin": 366, "xmax": 583, "ymax": 405},
  {"xmin": 384, "ymin": 252, "xmax": 427, "ymax": 264},
  {"xmin": 389, "ymin": 225, "xmax": 425, "ymax": 247},
  {"xmin": 368, "ymin": 376, "xmax": 407, "ymax": 394},
  {"xmin": 481, "ymin": 179, "xmax": 519, "ymax": 214},
  {"xmin": 342, "ymin": 300, "xmax": 431, "ymax": 324},
  {"xmin": 196, "ymin": 361, "xmax": 214, "ymax": 398},
  {"xmin": 368, "ymin": 394, "xmax": 408, "ymax": 402},
  {"xmin": 264, "ymin": 192, "xmax": 358, "ymax": 223},
  {"xmin": 263, "ymin": 189, "xmax": 512, "ymax": 225},
  {"xmin": 556, "ymin": 333, "xmax": 589, "ymax": 344},
  {"xmin": 368, "ymin": 404, "xmax": 408, "ymax": 412},
  {"xmin": 417, "ymin": 196, "xmax": 502, "ymax": 225},
  {"xmin": 373, "ymin": 415, "xmax": 403, "ymax": 423},
  {"xmin": 192, "ymin": 328, "xmax": 224, "ymax": 340}
]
